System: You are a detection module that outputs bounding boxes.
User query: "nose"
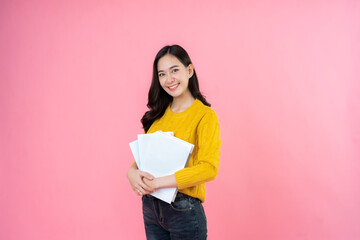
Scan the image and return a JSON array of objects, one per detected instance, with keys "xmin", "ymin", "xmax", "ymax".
[{"xmin": 166, "ymin": 73, "xmax": 175, "ymax": 84}]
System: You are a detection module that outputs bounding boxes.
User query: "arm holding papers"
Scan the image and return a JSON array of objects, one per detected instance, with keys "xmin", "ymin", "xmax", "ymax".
[
  {"xmin": 129, "ymin": 131, "xmax": 194, "ymax": 203},
  {"xmin": 174, "ymin": 110, "xmax": 221, "ymax": 190},
  {"xmin": 127, "ymin": 162, "xmax": 155, "ymax": 196},
  {"xmin": 127, "ymin": 161, "xmax": 177, "ymax": 196},
  {"xmin": 143, "ymin": 174, "xmax": 177, "ymax": 190}
]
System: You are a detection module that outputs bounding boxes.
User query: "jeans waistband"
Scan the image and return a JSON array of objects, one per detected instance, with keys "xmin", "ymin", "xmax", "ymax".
[
  {"xmin": 143, "ymin": 192, "xmax": 200, "ymax": 202},
  {"xmin": 175, "ymin": 192, "xmax": 200, "ymax": 202}
]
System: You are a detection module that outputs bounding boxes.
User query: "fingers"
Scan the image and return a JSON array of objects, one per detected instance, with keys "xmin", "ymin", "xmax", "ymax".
[
  {"xmin": 139, "ymin": 171, "xmax": 154, "ymax": 181},
  {"xmin": 134, "ymin": 184, "xmax": 153, "ymax": 196},
  {"xmin": 135, "ymin": 185, "xmax": 146, "ymax": 196},
  {"xmin": 140, "ymin": 180, "xmax": 154, "ymax": 192},
  {"xmin": 133, "ymin": 177, "xmax": 155, "ymax": 195},
  {"xmin": 130, "ymin": 170, "xmax": 155, "ymax": 196}
]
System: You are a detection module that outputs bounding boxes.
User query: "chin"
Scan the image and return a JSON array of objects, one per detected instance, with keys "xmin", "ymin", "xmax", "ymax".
[
  {"xmin": 165, "ymin": 90, "xmax": 181, "ymax": 98},
  {"xmin": 166, "ymin": 93, "xmax": 178, "ymax": 98}
]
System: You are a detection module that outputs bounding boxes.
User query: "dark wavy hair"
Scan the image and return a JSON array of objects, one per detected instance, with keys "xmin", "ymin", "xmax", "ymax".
[{"xmin": 141, "ymin": 45, "xmax": 210, "ymax": 132}]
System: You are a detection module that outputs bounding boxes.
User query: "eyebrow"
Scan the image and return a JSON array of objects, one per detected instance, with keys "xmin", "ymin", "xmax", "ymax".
[{"xmin": 158, "ymin": 65, "xmax": 180, "ymax": 73}]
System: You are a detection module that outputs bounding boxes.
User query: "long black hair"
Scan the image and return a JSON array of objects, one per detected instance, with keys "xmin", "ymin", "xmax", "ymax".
[{"xmin": 141, "ymin": 45, "xmax": 210, "ymax": 133}]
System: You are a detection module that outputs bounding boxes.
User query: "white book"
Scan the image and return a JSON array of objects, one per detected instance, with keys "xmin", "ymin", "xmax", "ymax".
[
  {"xmin": 129, "ymin": 132, "xmax": 174, "ymax": 170},
  {"xmin": 130, "ymin": 131, "xmax": 194, "ymax": 203},
  {"xmin": 129, "ymin": 140, "xmax": 141, "ymax": 169}
]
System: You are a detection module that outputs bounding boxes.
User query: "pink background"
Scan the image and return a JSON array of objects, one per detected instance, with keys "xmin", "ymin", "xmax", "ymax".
[{"xmin": 1, "ymin": 0, "xmax": 359, "ymax": 239}]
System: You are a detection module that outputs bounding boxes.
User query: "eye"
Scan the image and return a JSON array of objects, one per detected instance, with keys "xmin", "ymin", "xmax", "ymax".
[
  {"xmin": 158, "ymin": 73, "xmax": 165, "ymax": 77},
  {"xmin": 172, "ymin": 68, "xmax": 179, "ymax": 73}
]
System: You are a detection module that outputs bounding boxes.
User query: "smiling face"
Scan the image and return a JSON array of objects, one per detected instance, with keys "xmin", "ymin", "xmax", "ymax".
[{"xmin": 157, "ymin": 54, "xmax": 194, "ymax": 99}]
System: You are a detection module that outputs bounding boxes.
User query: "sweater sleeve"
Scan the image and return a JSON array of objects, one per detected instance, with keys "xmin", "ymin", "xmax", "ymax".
[{"xmin": 174, "ymin": 110, "xmax": 222, "ymax": 189}]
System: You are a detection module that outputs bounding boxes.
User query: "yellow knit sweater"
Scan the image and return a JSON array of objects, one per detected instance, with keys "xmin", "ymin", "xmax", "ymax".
[{"xmin": 147, "ymin": 99, "xmax": 221, "ymax": 202}]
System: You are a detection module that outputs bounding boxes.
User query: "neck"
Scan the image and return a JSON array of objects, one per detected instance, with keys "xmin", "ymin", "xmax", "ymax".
[{"xmin": 171, "ymin": 91, "xmax": 195, "ymax": 113}]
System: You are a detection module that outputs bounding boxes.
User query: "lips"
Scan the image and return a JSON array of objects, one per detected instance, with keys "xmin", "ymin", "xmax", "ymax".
[{"xmin": 168, "ymin": 83, "xmax": 180, "ymax": 91}]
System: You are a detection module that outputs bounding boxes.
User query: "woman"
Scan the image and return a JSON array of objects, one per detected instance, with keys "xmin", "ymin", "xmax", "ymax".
[{"xmin": 127, "ymin": 44, "xmax": 221, "ymax": 240}]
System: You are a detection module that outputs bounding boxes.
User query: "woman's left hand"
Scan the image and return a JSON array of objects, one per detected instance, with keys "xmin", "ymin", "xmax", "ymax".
[
  {"xmin": 143, "ymin": 177, "xmax": 157, "ymax": 191},
  {"xmin": 143, "ymin": 175, "xmax": 177, "ymax": 192}
]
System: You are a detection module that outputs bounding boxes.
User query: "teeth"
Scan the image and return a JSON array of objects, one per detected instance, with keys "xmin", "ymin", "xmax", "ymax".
[{"xmin": 169, "ymin": 84, "xmax": 179, "ymax": 89}]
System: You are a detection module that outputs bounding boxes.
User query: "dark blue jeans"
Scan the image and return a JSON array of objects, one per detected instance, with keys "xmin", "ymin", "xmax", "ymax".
[{"xmin": 142, "ymin": 192, "xmax": 207, "ymax": 240}]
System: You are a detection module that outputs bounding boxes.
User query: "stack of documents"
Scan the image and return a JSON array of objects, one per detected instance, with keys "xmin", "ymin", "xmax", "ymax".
[{"xmin": 129, "ymin": 131, "xmax": 194, "ymax": 203}]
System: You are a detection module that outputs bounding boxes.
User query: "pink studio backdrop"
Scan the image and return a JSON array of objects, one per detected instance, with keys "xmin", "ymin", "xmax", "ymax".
[{"xmin": 1, "ymin": 1, "xmax": 359, "ymax": 239}]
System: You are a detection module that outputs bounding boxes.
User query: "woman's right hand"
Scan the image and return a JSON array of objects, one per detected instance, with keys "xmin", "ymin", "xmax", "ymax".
[{"xmin": 127, "ymin": 165, "xmax": 155, "ymax": 196}]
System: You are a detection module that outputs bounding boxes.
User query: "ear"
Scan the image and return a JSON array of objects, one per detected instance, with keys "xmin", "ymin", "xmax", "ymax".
[{"xmin": 187, "ymin": 64, "xmax": 194, "ymax": 78}]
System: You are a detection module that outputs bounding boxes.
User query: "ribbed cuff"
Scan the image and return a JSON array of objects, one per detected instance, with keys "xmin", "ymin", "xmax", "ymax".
[{"xmin": 174, "ymin": 169, "xmax": 192, "ymax": 190}]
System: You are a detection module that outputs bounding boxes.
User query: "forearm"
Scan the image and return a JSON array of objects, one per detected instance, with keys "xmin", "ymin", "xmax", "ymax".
[
  {"xmin": 144, "ymin": 174, "xmax": 178, "ymax": 190},
  {"xmin": 154, "ymin": 174, "xmax": 177, "ymax": 189}
]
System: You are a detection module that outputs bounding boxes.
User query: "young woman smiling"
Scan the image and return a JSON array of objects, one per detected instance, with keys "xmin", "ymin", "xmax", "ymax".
[{"xmin": 127, "ymin": 45, "xmax": 221, "ymax": 240}]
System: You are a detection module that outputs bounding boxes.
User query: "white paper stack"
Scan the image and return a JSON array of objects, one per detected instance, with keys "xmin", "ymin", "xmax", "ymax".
[{"xmin": 129, "ymin": 131, "xmax": 194, "ymax": 204}]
